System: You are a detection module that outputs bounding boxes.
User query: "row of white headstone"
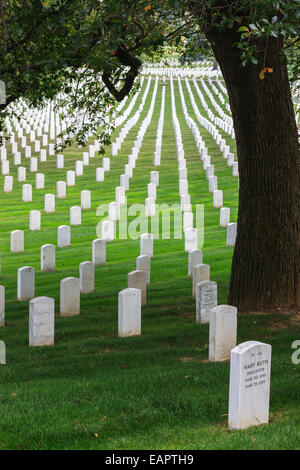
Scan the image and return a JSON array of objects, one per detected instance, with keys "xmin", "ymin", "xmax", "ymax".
[
  {"xmin": 141, "ymin": 65, "xmax": 221, "ymax": 79},
  {"xmin": 100, "ymin": 78, "xmax": 160, "ymax": 240},
  {"xmin": 111, "ymin": 76, "xmax": 152, "ymax": 156},
  {"xmin": 0, "ymin": 314, "xmax": 272, "ymax": 432},
  {"xmin": 177, "ymin": 77, "xmax": 238, "ymax": 246},
  {"xmin": 114, "ymin": 250, "xmax": 271, "ymax": 432},
  {"xmin": 3, "ymin": 76, "xmax": 236, "ymax": 250},
  {"xmin": 1, "ymin": 72, "xmax": 271, "ymax": 433},
  {"xmin": 6, "ymin": 82, "xmax": 164, "ymax": 330},
  {"xmin": 1, "ymin": 231, "xmax": 153, "ymax": 322},
  {"xmin": 170, "ymin": 76, "xmax": 237, "ymax": 250}
]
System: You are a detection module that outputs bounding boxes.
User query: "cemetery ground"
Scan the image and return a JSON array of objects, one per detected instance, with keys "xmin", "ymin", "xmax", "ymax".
[{"xmin": 0, "ymin": 78, "xmax": 300, "ymax": 450}]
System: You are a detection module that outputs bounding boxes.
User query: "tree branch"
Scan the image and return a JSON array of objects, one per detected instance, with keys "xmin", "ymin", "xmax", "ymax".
[{"xmin": 102, "ymin": 46, "xmax": 141, "ymax": 101}]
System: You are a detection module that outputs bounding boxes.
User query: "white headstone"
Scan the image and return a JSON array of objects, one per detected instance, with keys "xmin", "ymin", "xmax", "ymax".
[
  {"xmin": 136, "ymin": 255, "xmax": 151, "ymax": 285},
  {"xmin": 17, "ymin": 266, "xmax": 35, "ymax": 301},
  {"xmin": 147, "ymin": 183, "xmax": 157, "ymax": 200},
  {"xmin": 101, "ymin": 220, "xmax": 114, "ymax": 241},
  {"xmin": 178, "ymin": 168, "xmax": 187, "ymax": 180},
  {"xmin": 3, "ymin": 175, "xmax": 13, "ymax": 193},
  {"xmin": 22, "ymin": 184, "xmax": 32, "ymax": 202},
  {"xmin": 56, "ymin": 154, "xmax": 64, "ymax": 169},
  {"xmin": 118, "ymin": 288, "xmax": 141, "ymax": 337},
  {"xmin": 120, "ymin": 174, "xmax": 129, "ymax": 190},
  {"xmin": 40, "ymin": 149, "xmax": 47, "ymax": 162},
  {"xmin": 181, "ymin": 194, "xmax": 191, "ymax": 212},
  {"xmin": 60, "ymin": 277, "xmax": 80, "ymax": 317},
  {"xmin": 29, "ymin": 210, "xmax": 41, "ymax": 231},
  {"xmin": 75, "ymin": 161, "xmax": 83, "ymax": 176},
  {"xmin": 145, "ymin": 197, "xmax": 155, "ymax": 217},
  {"xmin": 102, "ymin": 157, "xmax": 110, "ymax": 171},
  {"xmin": 140, "ymin": 233, "xmax": 153, "ymax": 258},
  {"xmin": 81, "ymin": 190, "xmax": 91, "ymax": 210},
  {"xmin": 150, "ymin": 171, "xmax": 159, "ymax": 186},
  {"xmin": 179, "ymin": 179, "xmax": 188, "ymax": 196},
  {"xmin": 35, "ymin": 173, "xmax": 45, "ymax": 190},
  {"xmin": 1, "ymin": 160, "xmax": 9, "ymax": 175},
  {"xmin": 0, "ymin": 285, "xmax": 5, "ymax": 326},
  {"xmin": 96, "ymin": 167, "xmax": 105, "ymax": 182},
  {"xmin": 128, "ymin": 270, "xmax": 146, "ymax": 306},
  {"xmin": 196, "ymin": 280, "xmax": 217, "ymax": 324},
  {"xmin": 206, "ymin": 165, "xmax": 214, "ymax": 180},
  {"xmin": 57, "ymin": 225, "xmax": 71, "ymax": 248},
  {"xmin": 232, "ymin": 162, "xmax": 239, "ymax": 176},
  {"xmin": 39, "ymin": 241, "xmax": 56, "ymax": 272},
  {"xmin": 209, "ymin": 305, "xmax": 237, "ymax": 362},
  {"xmin": 183, "ymin": 212, "xmax": 193, "ymax": 232},
  {"xmin": 45, "ymin": 194, "xmax": 55, "ymax": 213},
  {"xmin": 70, "ymin": 206, "xmax": 81, "ymax": 226},
  {"xmin": 11, "ymin": 230, "xmax": 24, "ymax": 252},
  {"xmin": 227, "ymin": 223, "xmax": 237, "ymax": 246},
  {"xmin": 0, "ymin": 340, "xmax": 6, "ymax": 364},
  {"xmin": 13, "ymin": 152, "xmax": 21, "ymax": 166},
  {"xmin": 82, "ymin": 152, "xmax": 89, "ymax": 166},
  {"xmin": 66, "ymin": 170, "xmax": 75, "ymax": 187},
  {"xmin": 185, "ymin": 228, "xmax": 198, "ymax": 252},
  {"xmin": 25, "ymin": 146, "xmax": 31, "ymax": 158},
  {"xmin": 30, "ymin": 157, "xmax": 38, "ymax": 172},
  {"xmin": 228, "ymin": 341, "xmax": 271, "ymax": 430},
  {"xmin": 92, "ymin": 239, "xmax": 106, "ymax": 265},
  {"xmin": 29, "ymin": 297, "xmax": 55, "ymax": 347},
  {"xmin": 57, "ymin": 181, "xmax": 66, "ymax": 199},
  {"xmin": 188, "ymin": 249, "xmax": 203, "ymax": 278},
  {"xmin": 193, "ymin": 263, "xmax": 210, "ymax": 297},
  {"xmin": 209, "ymin": 176, "xmax": 218, "ymax": 193},
  {"xmin": 115, "ymin": 186, "xmax": 126, "ymax": 205},
  {"xmin": 109, "ymin": 201, "xmax": 120, "ymax": 221},
  {"xmin": 213, "ymin": 190, "xmax": 223, "ymax": 208},
  {"xmin": 79, "ymin": 261, "xmax": 95, "ymax": 294},
  {"xmin": 220, "ymin": 207, "xmax": 230, "ymax": 227},
  {"xmin": 18, "ymin": 167, "xmax": 26, "ymax": 182}
]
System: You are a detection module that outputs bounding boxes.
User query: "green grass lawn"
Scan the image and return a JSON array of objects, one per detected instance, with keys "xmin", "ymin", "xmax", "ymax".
[{"xmin": 0, "ymin": 77, "xmax": 299, "ymax": 450}]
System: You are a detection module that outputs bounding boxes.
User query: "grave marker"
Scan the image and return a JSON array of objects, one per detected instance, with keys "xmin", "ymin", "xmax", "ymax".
[
  {"xmin": 0, "ymin": 286, "xmax": 4, "ymax": 326},
  {"xmin": 228, "ymin": 341, "xmax": 271, "ymax": 430},
  {"xmin": 196, "ymin": 280, "xmax": 217, "ymax": 324},
  {"xmin": 29, "ymin": 210, "xmax": 41, "ymax": 231},
  {"xmin": 128, "ymin": 270, "xmax": 146, "ymax": 306},
  {"xmin": 118, "ymin": 288, "xmax": 141, "ymax": 337},
  {"xmin": 227, "ymin": 223, "xmax": 237, "ymax": 247},
  {"xmin": 29, "ymin": 297, "xmax": 55, "ymax": 347},
  {"xmin": 45, "ymin": 194, "xmax": 55, "ymax": 214},
  {"xmin": 17, "ymin": 266, "xmax": 35, "ymax": 301},
  {"xmin": 11, "ymin": 230, "xmax": 24, "ymax": 253},
  {"xmin": 193, "ymin": 263, "xmax": 210, "ymax": 297},
  {"xmin": 209, "ymin": 305, "xmax": 237, "ymax": 362},
  {"xmin": 70, "ymin": 206, "xmax": 81, "ymax": 226},
  {"xmin": 60, "ymin": 277, "xmax": 80, "ymax": 317},
  {"xmin": 0, "ymin": 340, "xmax": 5, "ymax": 365},
  {"xmin": 79, "ymin": 261, "xmax": 95, "ymax": 294},
  {"xmin": 140, "ymin": 233, "xmax": 153, "ymax": 258},
  {"xmin": 41, "ymin": 244, "xmax": 56, "ymax": 272},
  {"xmin": 92, "ymin": 239, "xmax": 106, "ymax": 265},
  {"xmin": 188, "ymin": 249, "xmax": 203, "ymax": 279},
  {"xmin": 57, "ymin": 225, "xmax": 71, "ymax": 248},
  {"xmin": 81, "ymin": 190, "xmax": 91, "ymax": 210},
  {"xmin": 136, "ymin": 255, "xmax": 151, "ymax": 285}
]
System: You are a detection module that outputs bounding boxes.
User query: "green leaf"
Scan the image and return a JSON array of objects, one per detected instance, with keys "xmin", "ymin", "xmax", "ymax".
[{"xmin": 238, "ymin": 26, "xmax": 249, "ymax": 32}]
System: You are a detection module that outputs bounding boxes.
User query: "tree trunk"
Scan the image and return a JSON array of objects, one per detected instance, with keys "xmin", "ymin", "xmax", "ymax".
[{"xmin": 204, "ymin": 28, "xmax": 300, "ymax": 312}]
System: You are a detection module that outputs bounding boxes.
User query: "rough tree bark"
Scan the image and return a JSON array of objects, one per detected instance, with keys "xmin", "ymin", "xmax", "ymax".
[{"xmin": 203, "ymin": 26, "xmax": 300, "ymax": 312}]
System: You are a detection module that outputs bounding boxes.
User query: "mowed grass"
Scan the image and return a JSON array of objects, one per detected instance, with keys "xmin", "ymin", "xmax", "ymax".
[{"xmin": 0, "ymin": 77, "xmax": 299, "ymax": 450}]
